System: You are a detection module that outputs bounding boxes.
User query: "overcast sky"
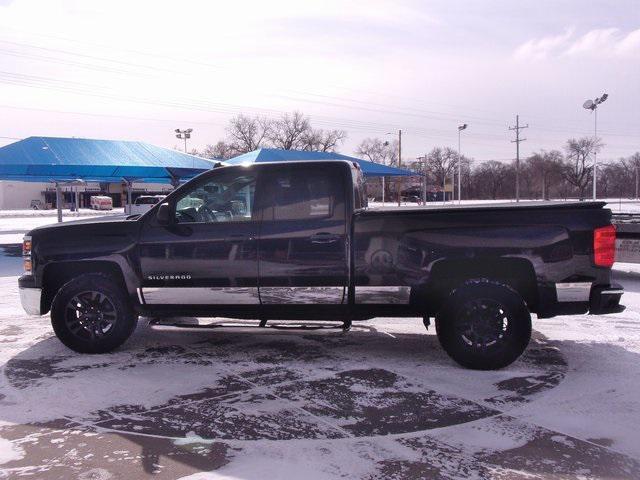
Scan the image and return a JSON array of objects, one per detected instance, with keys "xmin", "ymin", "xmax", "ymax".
[{"xmin": 0, "ymin": 0, "xmax": 638, "ymax": 162}]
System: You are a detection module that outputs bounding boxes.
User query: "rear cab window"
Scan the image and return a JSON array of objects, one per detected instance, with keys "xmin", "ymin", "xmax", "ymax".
[{"xmin": 260, "ymin": 165, "xmax": 345, "ymax": 222}]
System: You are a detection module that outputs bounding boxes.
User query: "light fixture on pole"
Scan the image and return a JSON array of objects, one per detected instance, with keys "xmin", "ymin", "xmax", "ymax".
[
  {"xmin": 457, "ymin": 124, "xmax": 468, "ymax": 204},
  {"xmin": 582, "ymin": 93, "xmax": 608, "ymax": 200},
  {"xmin": 175, "ymin": 128, "xmax": 193, "ymax": 153}
]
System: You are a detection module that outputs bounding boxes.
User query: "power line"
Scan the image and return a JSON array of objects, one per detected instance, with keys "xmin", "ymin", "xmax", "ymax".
[{"xmin": 1, "ymin": 35, "xmax": 639, "ymax": 139}]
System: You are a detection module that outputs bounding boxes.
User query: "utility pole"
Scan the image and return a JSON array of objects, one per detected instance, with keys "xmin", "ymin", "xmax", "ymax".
[{"xmin": 509, "ymin": 115, "xmax": 528, "ymax": 202}]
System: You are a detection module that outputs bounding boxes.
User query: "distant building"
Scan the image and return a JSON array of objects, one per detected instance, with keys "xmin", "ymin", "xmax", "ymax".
[{"xmin": 0, "ymin": 136, "xmax": 214, "ymax": 210}]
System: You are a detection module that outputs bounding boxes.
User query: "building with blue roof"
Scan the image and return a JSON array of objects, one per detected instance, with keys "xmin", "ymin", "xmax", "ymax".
[
  {"xmin": 0, "ymin": 136, "xmax": 216, "ymax": 210},
  {"xmin": 225, "ymin": 148, "xmax": 416, "ymax": 177}
]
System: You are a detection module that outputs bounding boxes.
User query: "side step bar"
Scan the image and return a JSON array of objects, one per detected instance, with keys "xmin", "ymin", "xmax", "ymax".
[{"xmin": 147, "ymin": 318, "xmax": 353, "ymax": 332}]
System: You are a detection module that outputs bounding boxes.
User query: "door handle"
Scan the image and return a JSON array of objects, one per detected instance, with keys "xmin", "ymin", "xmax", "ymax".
[
  {"xmin": 310, "ymin": 232, "xmax": 340, "ymax": 244},
  {"xmin": 225, "ymin": 234, "xmax": 247, "ymax": 242}
]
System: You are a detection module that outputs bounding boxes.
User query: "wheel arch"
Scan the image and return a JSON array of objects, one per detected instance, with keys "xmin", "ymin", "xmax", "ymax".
[
  {"xmin": 41, "ymin": 260, "xmax": 135, "ymax": 315},
  {"xmin": 415, "ymin": 257, "xmax": 538, "ymax": 315}
]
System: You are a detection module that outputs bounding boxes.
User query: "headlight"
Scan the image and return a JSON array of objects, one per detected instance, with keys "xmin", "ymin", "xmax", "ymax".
[{"xmin": 22, "ymin": 236, "xmax": 32, "ymax": 274}]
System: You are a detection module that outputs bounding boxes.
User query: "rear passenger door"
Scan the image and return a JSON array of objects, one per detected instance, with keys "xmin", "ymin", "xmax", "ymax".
[{"xmin": 257, "ymin": 164, "xmax": 348, "ymax": 304}]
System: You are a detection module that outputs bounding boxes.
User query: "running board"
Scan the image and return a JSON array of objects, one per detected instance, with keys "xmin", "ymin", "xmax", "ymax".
[{"xmin": 148, "ymin": 318, "xmax": 352, "ymax": 332}]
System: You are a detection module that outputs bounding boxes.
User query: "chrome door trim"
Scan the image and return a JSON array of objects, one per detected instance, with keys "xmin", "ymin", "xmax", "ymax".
[
  {"xmin": 555, "ymin": 282, "xmax": 592, "ymax": 302},
  {"xmin": 141, "ymin": 287, "xmax": 260, "ymax": 305},
  {"xmin": 258, "ymin": 286, "xmax": 345, "ymax": 304},
  {"xmin": 354, "ymin": 286, "xmax": 411, "ymax": 304}
]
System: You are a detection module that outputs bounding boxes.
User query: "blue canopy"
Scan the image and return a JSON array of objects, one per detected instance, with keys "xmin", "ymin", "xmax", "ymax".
[
  {"xmin": 0, "ymin": 136, "xmax": 217, "ymax": 183},
  {"xmin": 225, "ymin": 148, "xmax": 417, "ymax": 177}
]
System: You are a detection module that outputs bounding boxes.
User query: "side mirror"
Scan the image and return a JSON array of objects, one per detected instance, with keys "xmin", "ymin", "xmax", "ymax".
[{"xmin": 156, "ymin": 203, "xmax": 171, "ymax": 225}]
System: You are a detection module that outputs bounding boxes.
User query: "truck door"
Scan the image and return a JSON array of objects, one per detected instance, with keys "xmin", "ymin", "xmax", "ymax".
[
  {"xmin": 138, "ymin": 168, "xmax": 259, "ymax": 305},
  {"xmin": 257, "ymin": 164, "xmax": 348, "ymax": 304}
]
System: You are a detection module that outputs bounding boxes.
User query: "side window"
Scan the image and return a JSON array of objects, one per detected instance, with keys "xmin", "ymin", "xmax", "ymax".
[
  {"xmin": 263, "ymin": 168, "xmax": 343, "ymax": 221},
  {"xmin": 174, "ymin": 171, "xmax": 256, "ymax": 224}
]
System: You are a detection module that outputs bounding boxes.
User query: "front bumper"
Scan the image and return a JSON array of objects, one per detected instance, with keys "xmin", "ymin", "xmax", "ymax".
[
  {"xmin": 19, "ymin": 286, "xmax": 42, "ymax": 316},
  {"xmin": 18, "ymin": 274, "xmax": 42, "ymax": 316}
]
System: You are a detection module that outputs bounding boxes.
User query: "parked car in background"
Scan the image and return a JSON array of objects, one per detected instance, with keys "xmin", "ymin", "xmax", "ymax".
[
  {"xmin": 89, "ymin": 195, "xmax": 113, "ymax": 210},
  {"xmin": 129, "ymin": 195, "xmax": 166, "ymax": 215},
  {"xmin": 29, "ymin": 199, "xmax": 49, "ymax": 210}
]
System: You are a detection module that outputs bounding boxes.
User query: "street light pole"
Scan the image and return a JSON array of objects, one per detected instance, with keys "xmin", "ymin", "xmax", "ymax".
[
  {"xmin": 582, "ymin": 93, "xmax": 608, "ymax": 200},
  {"xmin": 457, "ymin": 124, "xmax": 467, "ymax": 204},
  {"xmin": 397, "ymin": 129, "xmax": 402, "ymax": 207},
  {"xmin": 594, "ymin": 107, "xmax": 598, "ymax": 200},
  {"xmin": 417, "ymin": 155, "xmax": 427, "ymax": 204},
  {"xmin": 175, "ymin": 128, "xmax": 193, "ymax": 153},
  {"xmin": 386, "ymin": 130, "xmax": 402, "ymax": 206}
]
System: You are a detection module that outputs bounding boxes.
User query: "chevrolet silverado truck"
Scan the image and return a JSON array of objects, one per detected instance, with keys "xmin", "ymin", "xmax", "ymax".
[{"xmin": 18, "ymin": 161, "xmax": 624, "ymax": 369}]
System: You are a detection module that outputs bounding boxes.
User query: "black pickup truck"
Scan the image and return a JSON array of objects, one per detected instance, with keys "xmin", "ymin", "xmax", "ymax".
[{"xmin": 19, "ymin": 161, "xmax": 624, "ymax": 369}]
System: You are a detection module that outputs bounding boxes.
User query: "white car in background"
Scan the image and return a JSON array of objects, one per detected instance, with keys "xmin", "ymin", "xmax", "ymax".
[
  {"xmin": 89, "ymin": 195, "xmax": 113, "ymax": 210},
  {"xmin": 129, "ymin": 195, "xmax": 166, "ymax": 215}
]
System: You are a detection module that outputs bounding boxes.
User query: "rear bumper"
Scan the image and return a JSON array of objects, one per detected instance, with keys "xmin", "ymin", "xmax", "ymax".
[
  {"xmin": 590, "ymin": 283, "xmax": 625, "ymax": 314},
  {"xmin": 538, "ymin": 282, "xmax": 624, "ymax": 317}
]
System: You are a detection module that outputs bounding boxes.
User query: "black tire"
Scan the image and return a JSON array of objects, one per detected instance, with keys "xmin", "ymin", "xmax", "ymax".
[
  {"xmin": 435, "ymin": 279, "xmax": 531, "ymax": 370},
  {"xmin": 51, "ymin": 273, "xmax": 137, "ymax": 354}
]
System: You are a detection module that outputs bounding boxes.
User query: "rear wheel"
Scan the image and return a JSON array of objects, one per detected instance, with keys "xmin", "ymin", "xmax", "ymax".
[
  {"xmin": 51, "ymin": 273, "xmax": 137, "ymax": 353},
  {"xmin": 435, "ymin": 280, "xmax": 531, "ymax": 370}
]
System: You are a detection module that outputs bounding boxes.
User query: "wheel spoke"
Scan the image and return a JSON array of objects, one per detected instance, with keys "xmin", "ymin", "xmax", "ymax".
[
  {"xmin": 457, "ymin": 298, "xmax": 510, "ymax": 349},
  {"xmin": 65, "ymin": 289, "xmax": 118, "ymax": 343}
]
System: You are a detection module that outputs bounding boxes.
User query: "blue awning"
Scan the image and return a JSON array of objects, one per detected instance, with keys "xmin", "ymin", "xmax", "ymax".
[
  {"xmin": 225, "ymin": 148, "xmax": 417, "ymax": 177},
  {"xmin": 0, "ymin": 137, "xmax": 217, "ymax": 183}
]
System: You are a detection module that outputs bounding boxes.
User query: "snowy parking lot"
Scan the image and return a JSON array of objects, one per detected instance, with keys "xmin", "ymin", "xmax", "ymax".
[
  {"xmin": 1, "ymin": 211, "xmax": 640, "ymax": 479},
  {"xmin": 1, "ymin": 264, "xmax": 640, "ymax": 479}
]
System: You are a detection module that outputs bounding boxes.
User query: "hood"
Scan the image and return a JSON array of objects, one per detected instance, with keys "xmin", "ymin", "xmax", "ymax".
[{"xmin": 28, "ymin": 214, "xmax": 138, "ymax": 236}]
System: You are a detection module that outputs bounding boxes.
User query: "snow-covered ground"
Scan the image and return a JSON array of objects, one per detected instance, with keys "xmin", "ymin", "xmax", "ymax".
[{"xmin": 0, "ymin": 256, "xmax": 639, "ymax": 478}]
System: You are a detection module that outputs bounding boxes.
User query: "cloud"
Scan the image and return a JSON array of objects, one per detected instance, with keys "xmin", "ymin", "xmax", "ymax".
[
  {"xmin": 615, "ymin": 28, "xmax": 640, "ymax": 56},
  {"xmin": 565, "ymin": 28, "xmax": 619, "ymax": 55},
  {"xmin": 515, "ymin": 27, "xmax": 640, "ymax": 60},
  {"xmin": 514, "ymin": 29, "xmax": 574, "ymax": 61}
]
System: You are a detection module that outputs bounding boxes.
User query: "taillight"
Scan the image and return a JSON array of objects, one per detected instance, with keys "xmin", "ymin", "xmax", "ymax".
[{"xmin": 594, "ymin": 225, "xmax": 616, "ymax": 267}]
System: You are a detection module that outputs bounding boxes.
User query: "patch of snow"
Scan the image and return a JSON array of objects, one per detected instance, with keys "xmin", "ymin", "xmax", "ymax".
[{"xmin": 0, "ymin": 438, "xmax": 24, "ymax": 465}]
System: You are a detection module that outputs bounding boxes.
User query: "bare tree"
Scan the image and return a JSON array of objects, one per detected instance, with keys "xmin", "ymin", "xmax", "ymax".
[
  {"xmin": 301, "ymin": 128, "xmax": 347, "ymax": 152},
  {"xmin": 356, "ymin": 138, "xmax": 398, "ymax": 164},
  {"xmin": 202, "ymin": 141, "xmax": 236, "ymax": 160},
  {"xmin": 425, "ymin": 147, "xmax": 458, "ymax": 194},
  {"xmin": 562, "ymin": 137, "xmax": 602, "ymax": 199},
  {"xmin": 268, "ymin": 111, "xmax": 310, "ymax": 150},
  {"xmin": 619, "ymin": 152, "xmax": 640, "ymax": 198},
  {"xmin": 472, "ymin": 161, "xmax": 510, "ymax": 199},
  {"xmin": 226, "ymin": 114, "xmax": 271, "ymax": 154},
  {"xmin": 526, "ymin": 150, "xmax": 564, "ymax": 199}
]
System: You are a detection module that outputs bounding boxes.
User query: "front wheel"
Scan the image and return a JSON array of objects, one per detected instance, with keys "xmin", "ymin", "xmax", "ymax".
[
  {"xmin": 435, "ymin": 280, "xmax": 531, "ymax": 370},
  {"xmin": 51, "ymin": 273, "xmax": 137, "ymax": 353}
]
